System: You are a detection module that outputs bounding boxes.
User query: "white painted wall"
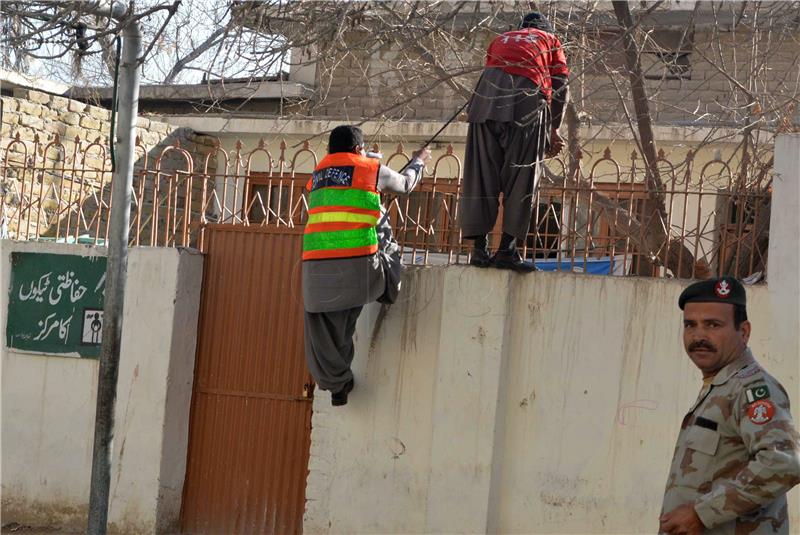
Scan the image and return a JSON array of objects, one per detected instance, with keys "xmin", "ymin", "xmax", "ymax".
[
  {"xmin": 305, "ymin": 268, "xmax": 799, "ymax": 534},
  {"xmin": 1, "ymin": 241, "xmax": 203, "ymax": 534},
  {"xmin": 769, "ymin": 133, "xmax": 800, "ymax": 361},
  {"xmin": 303, "ymin": 132, "xmax": 799, "ymax": 535}
]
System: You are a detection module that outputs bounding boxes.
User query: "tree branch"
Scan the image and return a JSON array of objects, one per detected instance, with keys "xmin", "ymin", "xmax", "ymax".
[{"xmin": 163, "ymin": 25, "xmax": 227, "ymax": 84}]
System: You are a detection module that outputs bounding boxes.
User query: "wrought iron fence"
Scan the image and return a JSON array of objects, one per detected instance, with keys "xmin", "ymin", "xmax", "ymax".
[{"xmin": 0, "ymin": 133, "xmax": 771, "ymax": 280}]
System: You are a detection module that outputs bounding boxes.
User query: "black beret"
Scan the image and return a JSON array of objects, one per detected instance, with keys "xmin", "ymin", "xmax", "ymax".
[{"xmin": 678, "ymin": 277, "xmax": 746, "ymax": 310}]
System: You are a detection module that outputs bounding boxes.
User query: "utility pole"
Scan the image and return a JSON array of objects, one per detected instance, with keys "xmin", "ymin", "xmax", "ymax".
[{"xmin": 85, "ymin": 2, "xmax": 141, "ymax": 534}]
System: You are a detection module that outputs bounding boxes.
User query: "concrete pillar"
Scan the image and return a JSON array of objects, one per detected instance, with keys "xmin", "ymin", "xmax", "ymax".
[
  {"xmin": 424, "ymin": 267, "xmax": 510, "ymax": 533},
  {"xmin": 107, "ymin": 247, "xmax": 203, "ymax": 534},
  {"xmin": 769, "ymin": 134, "xmax": 800, "ymax": 359}
]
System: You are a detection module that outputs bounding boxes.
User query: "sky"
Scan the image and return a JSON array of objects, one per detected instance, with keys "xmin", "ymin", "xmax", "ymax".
[{"xmin": 26, "ymin": 0, "xmax": 285, "ymax": 88}]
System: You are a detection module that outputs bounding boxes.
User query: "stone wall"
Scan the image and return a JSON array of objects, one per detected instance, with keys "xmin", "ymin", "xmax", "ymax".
[
  {"xmin": 0, "ymin": 89, "xmax": 219, "ymax": 242},
  {"xmin": 1, "ymin": 88, "xmax": 217, "ymax": 171},
  {"xmin": 572, "ymin": 30, "xmax": 800, "ymax": 126},
  {"xmin": 308, "ymin": 26, "xmax": 800, "ymax": 126},
  {"xmin": 311, "ymin": 30, "xmax": 480, "ymax": 122}
]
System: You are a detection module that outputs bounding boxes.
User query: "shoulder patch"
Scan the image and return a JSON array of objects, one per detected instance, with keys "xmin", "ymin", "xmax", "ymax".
[
  {"xmin": 736, "ymin": 365, "xmax": 761, "ymax": 379},
  {"xmin": 745, "ymin": 385, "xmax": 770, "ymax": 404},
  {"xmin": 747, "ymin": 399, "xmax": 775, "ymax": 425}
]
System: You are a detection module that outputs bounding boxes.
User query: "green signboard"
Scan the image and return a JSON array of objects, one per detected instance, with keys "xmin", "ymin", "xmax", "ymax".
[{"xmin": 6, "ymin": 252, "xmax": 107, "ymax": 358}]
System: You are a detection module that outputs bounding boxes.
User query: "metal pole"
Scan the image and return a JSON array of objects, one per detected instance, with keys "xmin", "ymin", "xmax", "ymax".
[{"xmin": 87, "ymin": 3, "xmax": 139, "ymax": 533}]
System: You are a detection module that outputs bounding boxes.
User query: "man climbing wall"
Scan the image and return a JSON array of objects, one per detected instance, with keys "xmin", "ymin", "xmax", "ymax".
[
  {"xmin": 302, "ymin": 125, "xmax": 431, "ymax": 406},
  {"xmin": 460, "ymin": 11, "xmax": 569, "ymax": 272}
]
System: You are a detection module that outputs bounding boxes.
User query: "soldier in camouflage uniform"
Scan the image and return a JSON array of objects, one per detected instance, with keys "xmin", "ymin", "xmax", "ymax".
[{"xmin": 660, "ymin": 277, "xmax": 800, "ymax": 534}]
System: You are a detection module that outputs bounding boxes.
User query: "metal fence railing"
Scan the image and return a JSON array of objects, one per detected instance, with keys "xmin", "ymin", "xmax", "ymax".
[{"xmin": 1, "ymin": 134, "xmax": 772, "ymax": 280}]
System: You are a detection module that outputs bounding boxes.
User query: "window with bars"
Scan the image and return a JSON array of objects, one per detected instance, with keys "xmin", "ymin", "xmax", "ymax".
[{"xmin": 245, "ymin": 173, "xmax": 311, "ymax": 224}]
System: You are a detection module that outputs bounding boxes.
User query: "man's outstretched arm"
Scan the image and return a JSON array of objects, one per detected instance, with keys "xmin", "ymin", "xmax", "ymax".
[{"xmin": 377, "ymin": 148, "xmax": 432, "ymax": 194}]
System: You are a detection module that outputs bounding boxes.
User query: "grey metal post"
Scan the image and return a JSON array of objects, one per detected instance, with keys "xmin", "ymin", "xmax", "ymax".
[{"xmin": 87, "ymin": 3, "xmax": 140, "ymax": 533}]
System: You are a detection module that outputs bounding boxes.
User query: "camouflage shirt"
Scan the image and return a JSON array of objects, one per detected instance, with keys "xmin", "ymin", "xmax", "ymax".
[{"xmin": 661, "ymin": 348, "xmax": 800, "ymax": 534}]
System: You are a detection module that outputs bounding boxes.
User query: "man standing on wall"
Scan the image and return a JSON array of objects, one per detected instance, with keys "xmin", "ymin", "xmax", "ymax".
[
  {"xmin": 303, "ymin": 125, "xmax": 431, "ymax": 407},
  {"xmin": 660, "ymin": 277, "xmax": 800, "ymax": 534},
  {"xmin": 460, "ymin": 12, "xmax": 569, "ymax": 272}
]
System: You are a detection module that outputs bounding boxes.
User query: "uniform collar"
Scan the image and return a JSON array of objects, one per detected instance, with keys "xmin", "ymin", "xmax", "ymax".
[{"xmin": 710, "ymin": 347, "xmax": 755, "ymax": 386}]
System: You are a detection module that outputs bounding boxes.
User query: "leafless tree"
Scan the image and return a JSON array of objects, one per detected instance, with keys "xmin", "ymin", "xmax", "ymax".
[
  {"xmin": 4, "ymin": 0, "xmax": 798, "ymax": 277},
  {"xmin": 234, "ymin": 0, "xmax": 798, "ymax": 277},
  {"xmin": 1, "ymin": 0, "xmax": 289, "ymax": 87}
]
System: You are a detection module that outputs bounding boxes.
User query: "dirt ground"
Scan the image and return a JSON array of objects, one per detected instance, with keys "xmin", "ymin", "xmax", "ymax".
[{"xmin": 1, "ymin": 523, "xmax": 81, "ymax": 534}]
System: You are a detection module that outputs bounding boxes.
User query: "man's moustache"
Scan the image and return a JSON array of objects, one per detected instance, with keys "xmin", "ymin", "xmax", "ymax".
[{"xmin": 689, "ymin": 341, "xmax": 717, "ymax": 352}]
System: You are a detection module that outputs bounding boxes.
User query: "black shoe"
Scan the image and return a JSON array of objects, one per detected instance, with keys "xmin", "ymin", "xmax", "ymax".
[
  {"xmin": 469, "ymin": 246, "xmax": 492, "ymax": 268},
  {"xmin": 491, "ymin": 250, "xmax": 537, "ymax": 273},
  {"xmin": 331, "ymin": 378, "xmax": 354, "ymax": 407},
  {"xmin": 468, "ymin": 235, "xmax": 491, "ymax": 268}
]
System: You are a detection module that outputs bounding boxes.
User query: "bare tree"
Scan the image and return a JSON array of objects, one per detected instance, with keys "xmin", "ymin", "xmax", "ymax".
[
  {"xmin": 2, "ymin": 1, "xmax": 177, "ymax": 77},
  {"xmin": 1, "ymin": 0, "xmax": 289, "ymax": 87},
  {"xmin": 4, "ymin": 0, "xmax": 797, "ymax": 277},
  {"xmin": 233, "ymin": 0, "xmax": 798, "ymax": 277}
]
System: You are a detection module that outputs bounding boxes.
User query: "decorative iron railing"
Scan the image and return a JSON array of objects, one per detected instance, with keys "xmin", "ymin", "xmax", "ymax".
[{"xmin": 1, "ymin": 134, "xmax": 771, "ymax": 279}]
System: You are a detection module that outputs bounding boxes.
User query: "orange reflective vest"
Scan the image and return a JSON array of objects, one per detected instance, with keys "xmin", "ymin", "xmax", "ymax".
[{"xmin": 303, "ymin": 152, "xmax": 381, "ymax": 261}]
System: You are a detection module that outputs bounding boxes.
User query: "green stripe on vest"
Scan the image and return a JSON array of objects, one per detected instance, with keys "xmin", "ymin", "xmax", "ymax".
[
  {"xmin": 309, "ymin": 188, "xmax": 380, "ymax": 210},
  {"xmin": 303, "ymin": 227, "xmax": 378, "ymax": 252}
]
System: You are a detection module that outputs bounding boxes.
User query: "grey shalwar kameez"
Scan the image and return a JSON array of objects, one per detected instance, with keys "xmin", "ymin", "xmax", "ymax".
[
  {"xmin": 459, "ymin": 67, "xmax": 551, "ymax": 241},
  {"xmin": 303, "ymin": 159, "xmax": 424, "ymax": 393}
]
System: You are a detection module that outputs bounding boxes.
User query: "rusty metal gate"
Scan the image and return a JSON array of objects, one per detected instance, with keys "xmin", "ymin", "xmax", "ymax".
[{"xmin": 181, "ymin": 225, "xmax": 313, "ymax": 534}]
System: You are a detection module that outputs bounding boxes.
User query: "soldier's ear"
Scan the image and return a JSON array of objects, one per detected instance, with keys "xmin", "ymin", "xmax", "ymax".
[{"xmin": 739, "ymin": 320, "xmax": 751, "ymax": 345}]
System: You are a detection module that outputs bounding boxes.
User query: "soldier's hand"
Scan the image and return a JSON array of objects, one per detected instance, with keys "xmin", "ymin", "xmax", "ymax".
[
  {"xmin": 659, "ymin": 504, "xmax": 704, "ymax": 535},
  {"xmin": 546, "ymin": 129, "xmax": 564, "ymax": 158},
  {"xmin": 412, "ymin": 147, "xmax": 432, "ymax": 164}
]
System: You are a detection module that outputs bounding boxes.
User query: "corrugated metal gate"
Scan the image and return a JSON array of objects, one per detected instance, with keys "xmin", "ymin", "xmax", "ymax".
[{"xmin": 181, "ymin": 225, "xmax": 313, "ymax": 534}]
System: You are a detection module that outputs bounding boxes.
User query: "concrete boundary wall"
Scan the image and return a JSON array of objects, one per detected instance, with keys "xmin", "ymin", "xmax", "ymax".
[
  {"xmin": 305, "ymin": 133, "xmax": 800, "ymax": 534},
  {"xmin": 1, "ymin": 241, "xmax": 203, "ymax": 533},
  {"xmin": 304, "ymin": 268, "xmax": 799, "ymax": 534}
]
